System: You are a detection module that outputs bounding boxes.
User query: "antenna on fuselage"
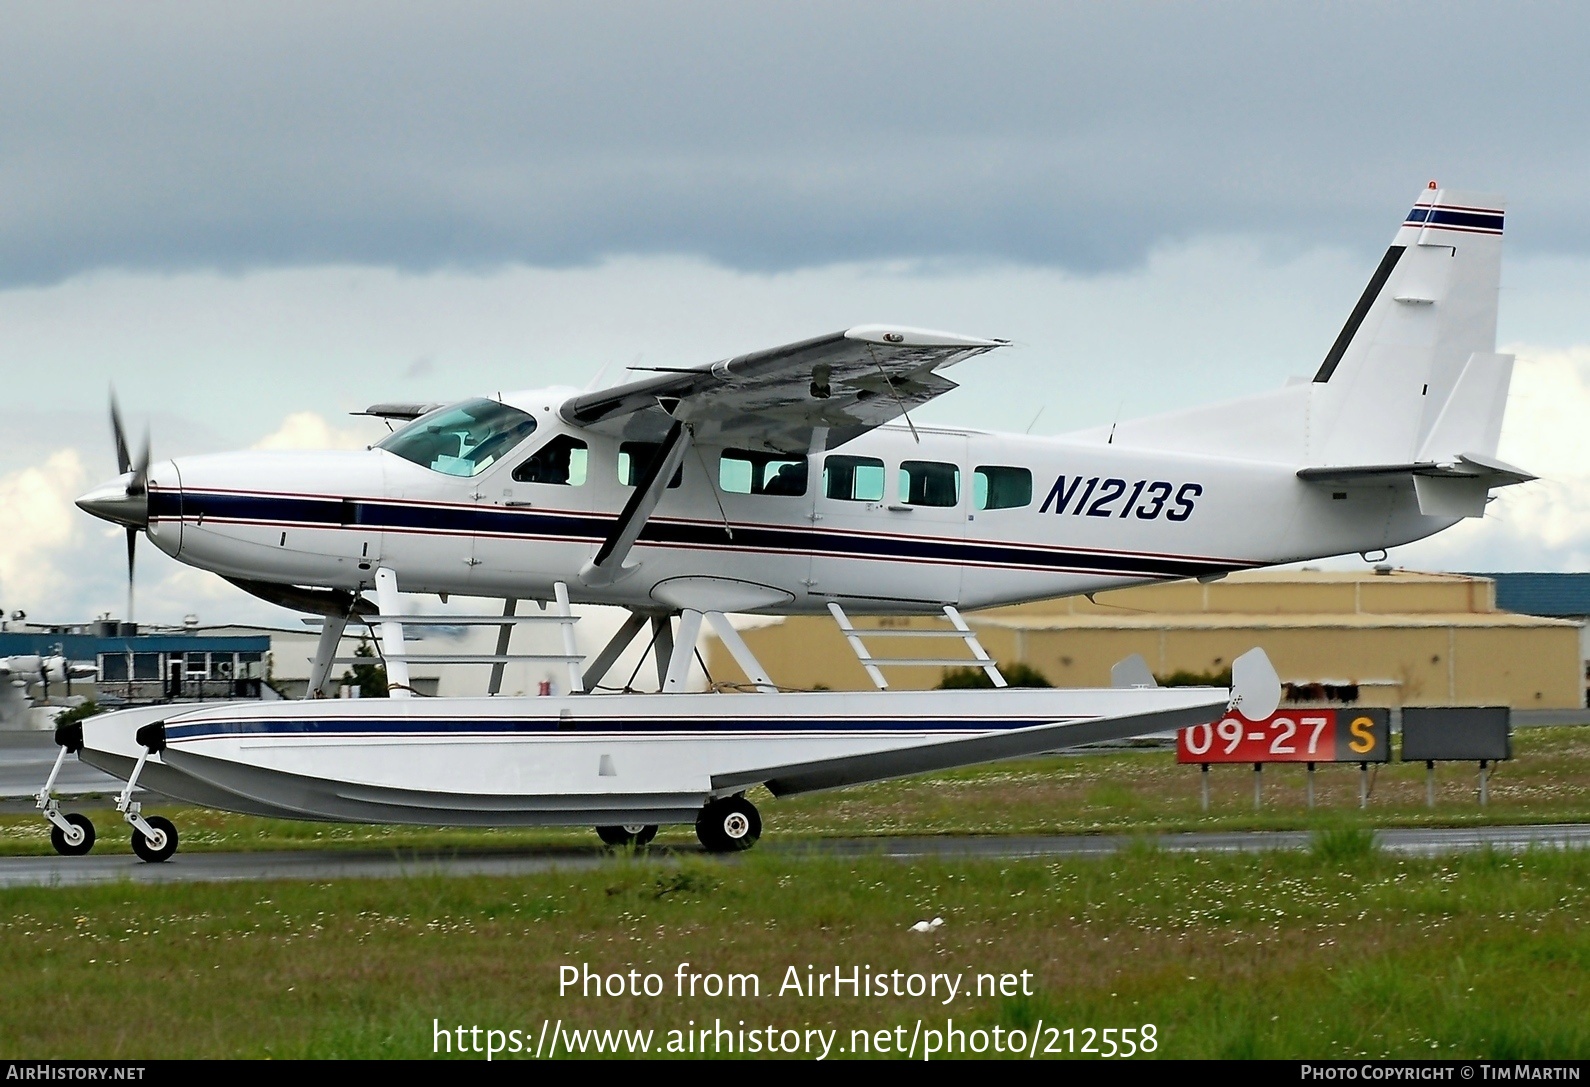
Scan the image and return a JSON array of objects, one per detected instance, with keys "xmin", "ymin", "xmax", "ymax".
[{"xmin": 585, "ymin": 353, "xmax": 636, "ymax": 392}]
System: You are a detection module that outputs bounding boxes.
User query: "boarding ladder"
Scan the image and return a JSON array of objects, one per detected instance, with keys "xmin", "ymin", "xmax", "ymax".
[{"xmin": 826, "ymin": 602, "xmax": 1006, "ymax": 690}]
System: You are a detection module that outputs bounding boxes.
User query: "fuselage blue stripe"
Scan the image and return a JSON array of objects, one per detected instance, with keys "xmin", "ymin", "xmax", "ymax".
[{"xmin": 153, "ymin": 488, "xmax": 1252, "ymax": 580}]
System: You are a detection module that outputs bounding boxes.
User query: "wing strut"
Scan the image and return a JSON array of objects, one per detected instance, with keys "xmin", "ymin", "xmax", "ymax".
[{"xmin": 580, "ymin": 419, "xmax": 693, "ymax": 586}]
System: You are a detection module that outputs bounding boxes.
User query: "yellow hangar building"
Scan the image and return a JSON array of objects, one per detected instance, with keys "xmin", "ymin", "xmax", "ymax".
[{"xmin": 704, "ymin": 569, "xmax": 1586, "ymax": 710}]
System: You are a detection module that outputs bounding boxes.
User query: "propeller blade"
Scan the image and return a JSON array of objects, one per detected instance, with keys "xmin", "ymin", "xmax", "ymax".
[
  {"xmin": 129, "ymin": 430, "xmax": 151, "ymax": 497},
  {"xmin": 108, "ymin": 391, "xmax": 148, "ymax": 622},
  {"xmin": 110, "ymin": 393, "xmax": 132, "ymax": 475},
  {"xmin": 126, "ymin": 525, "xmax": 137, "ymax": 623}
]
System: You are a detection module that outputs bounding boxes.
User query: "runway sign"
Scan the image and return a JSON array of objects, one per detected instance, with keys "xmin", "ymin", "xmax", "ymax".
[
  {"xmin": 1177, "ymin": 708, "xmax": 1391, "ymax": 764},
  {"xmin": 1400, "ymin": 706, "xmax": 1511, "ymax": 762}
]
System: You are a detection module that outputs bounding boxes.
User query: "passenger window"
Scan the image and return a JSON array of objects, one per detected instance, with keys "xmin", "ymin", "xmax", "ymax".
[
  {"xmin": 719, "ymin": 450, "xmax": 808, "ymax": 496},
  {"xmin": 618, "ymin": 442, "xmax": 683, "ymax": 488},
  {"xmin": 513, "ymin": 436, "xmax": 589, "ymax": 486},
  {"xmin": 823, "ymin": 456, "xmax": 886, "ymax": 502},
  {"xmin": 974, "ymin": 466, "xmax": 1032, "ymax": 510},
  {"xmin": 899, "ymin": 461, "xmax": 960, "ymax": 507}
]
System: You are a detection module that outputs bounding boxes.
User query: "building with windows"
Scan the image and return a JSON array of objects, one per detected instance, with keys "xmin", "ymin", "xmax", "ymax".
[{"xmin": 0, "ymin": 619, "xmax": 270, "ymax": 710}]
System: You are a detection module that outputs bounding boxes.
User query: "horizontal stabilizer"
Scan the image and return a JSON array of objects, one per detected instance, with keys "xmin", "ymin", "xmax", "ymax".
[
  {"xmin": 1110, "ymin": 653, "xmax": 1157, "ymax": 689},
  {"xmin": 1297, "ymin": 452, "xmax": 1535, "ymax": 517},
  {"xmin": 1297, "ymin": 454, "xmax": 1534, "ymax": 485}
]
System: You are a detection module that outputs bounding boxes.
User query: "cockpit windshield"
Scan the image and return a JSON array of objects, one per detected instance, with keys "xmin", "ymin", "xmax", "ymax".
[{"xmin": 377, "ymin": 398, "xmax": 538, "ymax": 477}]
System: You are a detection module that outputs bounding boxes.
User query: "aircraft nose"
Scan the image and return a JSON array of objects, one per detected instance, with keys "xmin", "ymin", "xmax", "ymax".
[{"xmin": 75, "ymin": 474, "xmax": 149, "ymax": 529}]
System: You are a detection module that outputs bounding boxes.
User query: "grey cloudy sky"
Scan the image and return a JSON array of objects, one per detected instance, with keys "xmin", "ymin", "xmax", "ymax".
[{"xmin": 4, "ymin": 2, "xmax": 1590, "ymax": 285}]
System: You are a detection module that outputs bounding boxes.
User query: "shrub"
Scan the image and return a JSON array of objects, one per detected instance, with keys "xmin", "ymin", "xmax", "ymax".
[{"xmin": 937, "ymin": 662, "xmax": 1052, "ymax": 688}]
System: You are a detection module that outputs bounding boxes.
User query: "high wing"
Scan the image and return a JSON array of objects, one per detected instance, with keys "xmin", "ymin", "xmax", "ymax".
[{"xmin": 558, "ymin": 325, "xmax": 1008, "ymax": 455}]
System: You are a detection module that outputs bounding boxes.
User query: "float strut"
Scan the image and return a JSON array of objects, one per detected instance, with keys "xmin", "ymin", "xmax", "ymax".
[
  {"xmin": 487, "ymin": 598, "xmax": 517, "ymax": 696},
  {"xmin": 36, "ymin": 744, "xmax": 80, "ymax": 840},
  {"xmin": 115, "ymin": 723, "xmax": 166, "ymax": 843},
  {"xmin": 582, "ymin": 611, "xmax": 649, "ymax": 691}
]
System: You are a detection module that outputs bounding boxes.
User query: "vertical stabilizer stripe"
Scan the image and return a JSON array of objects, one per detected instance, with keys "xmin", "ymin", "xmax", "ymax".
[{"xmin": 1313, "ymin": 245, "xmax": 1406, "ymax": 383}]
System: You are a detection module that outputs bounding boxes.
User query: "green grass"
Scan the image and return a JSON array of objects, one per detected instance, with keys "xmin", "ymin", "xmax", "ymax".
[
  {"xmin": 1, "ymin": 848, "xmax": 1587, "ymax": 1058},
  {"xmin": 767, "ymin": 725, "xmax": 1590, "ymax": 838},
  {"xmin": 5, "ymin": 729, "xmax": 1588, "ymax": 1059},
  {"xmin": 5, "ymin": 726, "xmax": 1589, "ymax": 856}
]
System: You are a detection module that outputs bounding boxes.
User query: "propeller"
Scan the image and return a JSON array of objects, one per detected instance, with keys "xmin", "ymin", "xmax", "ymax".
[{"xmin": 109, "ymin": 393, "xmax": 151, "ymax": 622}]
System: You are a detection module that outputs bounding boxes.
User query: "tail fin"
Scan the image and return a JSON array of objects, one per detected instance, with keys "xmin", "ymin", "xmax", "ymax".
[
  {"xmin": 1309, "ymin": 184, "xmax": 1506, "ymax": 466},
  {"xmin": 1081, "ymin": 183, "xmax": 1516, "ymax": 477}
]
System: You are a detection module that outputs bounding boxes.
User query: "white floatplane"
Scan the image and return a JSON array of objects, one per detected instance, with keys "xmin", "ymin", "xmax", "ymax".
[
  {"xmin": 53, "ymin": 654, "xmax": 1277, "ymax": 857},
  {"xmin": 44, "ymin": 183, "xmax": 1526, "ymax": 859}
]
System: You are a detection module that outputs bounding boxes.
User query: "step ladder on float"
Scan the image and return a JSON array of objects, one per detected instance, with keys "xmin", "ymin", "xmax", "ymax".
[{"xmin": 826, "ymin": 602, "xmax": 1007, "ymax": 690}]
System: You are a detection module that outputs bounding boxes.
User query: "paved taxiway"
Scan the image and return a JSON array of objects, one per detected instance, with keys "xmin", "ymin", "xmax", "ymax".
[
  {"xmin": 0, "ymin": 731, "xmax": 133, "ymax": 800},
  {"xmin": 2, "ymin": 823, "xmax": 1587, "ymax": 889}
]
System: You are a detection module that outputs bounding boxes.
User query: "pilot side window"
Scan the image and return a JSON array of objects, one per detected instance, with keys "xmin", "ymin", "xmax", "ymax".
[
  {"xmin": 376, "ymin": 398, "xmax": 538, "ymax": 478},
  {"xmin": 719, "ymin": 450, "xmax": 809, "ymax": 496},
  {"xmin": 513, "ymin": 435, "xmax": 588, "ymax": 486},
  {"xmin": 823, "ymin": 456, "xmax": 885, "ymax": 502},
  {"xmin": 899, "ymin": 461, "xmax": 960, "ymax": 507},
  {"xmin": 974, "ymin": 466, "xmax": 1032, "ymax": 510},
  {"xmin": 618, "ymin": 442, "xmax": 683, "ymax": 488}
]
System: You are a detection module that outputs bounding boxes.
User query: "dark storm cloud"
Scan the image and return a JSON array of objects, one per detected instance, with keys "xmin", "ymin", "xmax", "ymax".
[{"xmin": 1, "ymin": 2, "xmax": 1585, "ymax": 284}]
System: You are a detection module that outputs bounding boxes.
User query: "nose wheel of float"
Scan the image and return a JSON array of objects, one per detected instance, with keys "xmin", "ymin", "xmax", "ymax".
[
  {"xmin": 695, "ymin": 795, "xmax": 761, "ymax": 853},
  {"xmin": 595, "ymin": 824, "xmax": 658, "ymax": 848},
  {"xmin": 38, "ymin": 719, "xmax": 181, "ymax": 864},
  {"xmin": 48, "ymin": 811, "xmax": 96, "ymax": 856},
  {"xmin": 38, "ymin": 731, "xmax": 98, "ymax": 856},
  {"xmin": 112, "ymin": 724, "xmax": 180, "ymax": 863}
]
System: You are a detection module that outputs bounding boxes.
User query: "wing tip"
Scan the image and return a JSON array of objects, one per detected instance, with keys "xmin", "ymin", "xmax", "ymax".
[{"xmin": 844, "ymin": 324, "xmax": 1008, "ymax": 349}]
